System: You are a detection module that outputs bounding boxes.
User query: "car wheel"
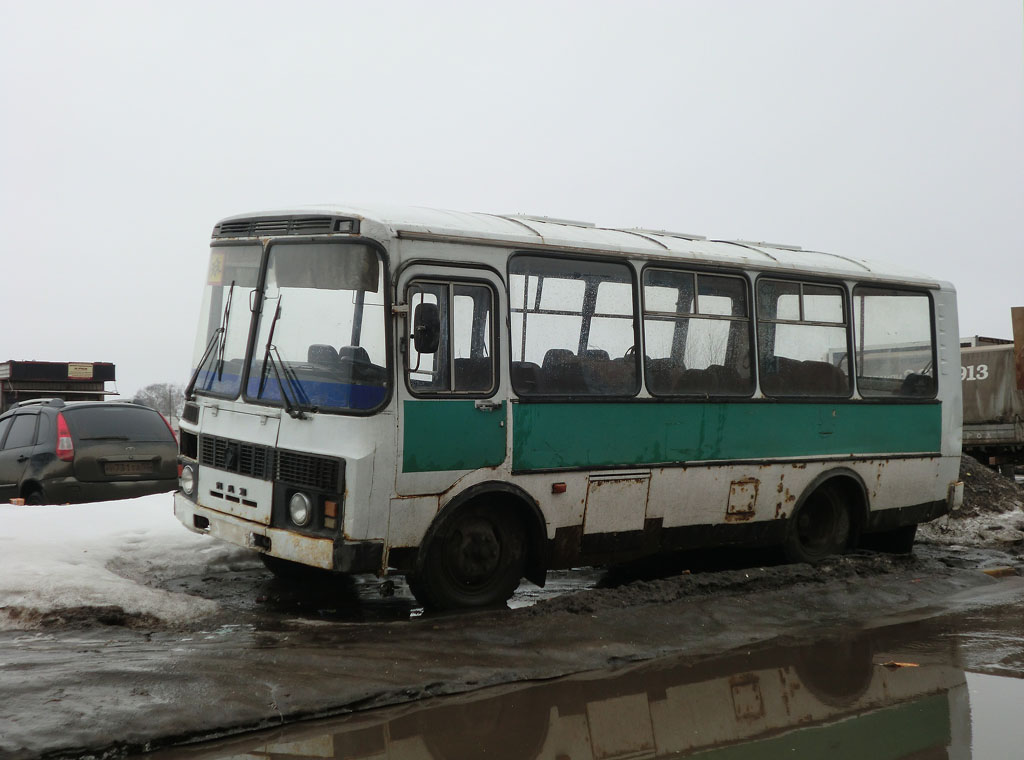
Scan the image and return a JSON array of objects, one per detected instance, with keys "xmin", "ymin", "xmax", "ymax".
[
  {"xmin": 412, "ymin": 503, "xmax": 526, "ymax": 611},
  {"xmin": 783, "ymin": 483, "xmax": 851, "ymax": 564},
  {"xmin": 24, "ymin": 488, "xmax": 47, "ymax": 506}
]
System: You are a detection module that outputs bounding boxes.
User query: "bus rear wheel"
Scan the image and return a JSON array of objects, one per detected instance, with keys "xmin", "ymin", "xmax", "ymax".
[
  {"xmin": 784, "ymin": 483, "xmax": 851, "ymax": 564},
  {"xmin": 411, "ymin": 503, "xmax": 526, "ymax": 611}
]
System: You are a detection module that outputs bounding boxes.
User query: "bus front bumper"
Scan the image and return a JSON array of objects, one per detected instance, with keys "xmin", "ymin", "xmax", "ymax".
[{"xmin": 174, "ymin": 492, "xmax": 383, "ymax": 574}]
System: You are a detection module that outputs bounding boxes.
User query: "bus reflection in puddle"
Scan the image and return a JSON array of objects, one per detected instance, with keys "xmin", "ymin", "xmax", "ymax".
[{"xmin": 159, "ymin": 632, "xmax": 968, "ymax": 760}]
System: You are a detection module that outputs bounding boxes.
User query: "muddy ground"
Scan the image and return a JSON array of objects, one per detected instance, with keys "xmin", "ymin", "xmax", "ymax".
[{"xmin": 3, "ymin": 455, "xmax": 1024, "ymax": 760}]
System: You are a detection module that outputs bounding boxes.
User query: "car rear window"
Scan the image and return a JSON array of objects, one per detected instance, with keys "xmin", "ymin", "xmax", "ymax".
[{"xmin": 63, "ymin": 406, "xmax": 175, "ymax": 443}]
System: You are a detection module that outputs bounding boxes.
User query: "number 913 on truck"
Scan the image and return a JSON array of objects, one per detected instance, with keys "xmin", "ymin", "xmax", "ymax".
[{"xmin": 174, "ymin": 205, "xmax": 964, "ymax": 610}]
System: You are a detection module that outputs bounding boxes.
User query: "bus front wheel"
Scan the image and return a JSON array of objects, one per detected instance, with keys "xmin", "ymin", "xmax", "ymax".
[
  {"xmin": 411, "ymin": 503, "xmax": 526, "ymax": 611},
  {"xmin": 784, "ymin": 483, "xmax": 851, "ymax": 564}
]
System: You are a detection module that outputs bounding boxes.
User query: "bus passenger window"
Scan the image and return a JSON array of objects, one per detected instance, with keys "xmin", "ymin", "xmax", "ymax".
[
  {"xmin": 406, "ymin": 281, "xmax": 495, "ymax": 395},
  {"xmin": 853, "ymin": 286, "xmax": 935, "ymax": 397},
  {"xmin": 509, "ymin": 255, "xmax": 638, "ymax": 397},
  {"xmin": 642, "ymin": 269, "xmax": 754, "ymax": 397},
  {"xmin": 756, "ymin": 279, "xmax": 850, "ymax": 397}
]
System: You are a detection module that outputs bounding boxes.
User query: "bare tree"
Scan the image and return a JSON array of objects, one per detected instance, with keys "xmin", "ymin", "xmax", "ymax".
[{"xmin": 132, "ymin": 382, "xmax": 185, "ymax": 425}]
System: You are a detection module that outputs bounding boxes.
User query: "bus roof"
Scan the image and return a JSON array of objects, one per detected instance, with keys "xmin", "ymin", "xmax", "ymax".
[{"xmin": 215, "ymin": 203, "xmax": 946, "ymax": 289}]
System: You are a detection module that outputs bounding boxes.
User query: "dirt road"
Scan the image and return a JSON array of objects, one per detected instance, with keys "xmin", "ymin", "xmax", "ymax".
[{"xmin": 3, "ymin": 456, "xmax": 1023, "ymax": 759}]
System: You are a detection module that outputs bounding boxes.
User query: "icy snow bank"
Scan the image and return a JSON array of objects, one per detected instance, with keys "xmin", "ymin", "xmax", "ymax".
[
  {"xmin": 919, "ymin": 455, "xmax": 1024, "ymax": 548},
  {"xmin": 0, "ymin": 493, "xmax": 256, "ymax": 630}
]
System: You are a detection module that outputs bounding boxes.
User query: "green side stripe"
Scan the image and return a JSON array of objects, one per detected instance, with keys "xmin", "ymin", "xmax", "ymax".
[{"xmin": 512, "ymin": 402, "xmax": 941, "ymax": 471}]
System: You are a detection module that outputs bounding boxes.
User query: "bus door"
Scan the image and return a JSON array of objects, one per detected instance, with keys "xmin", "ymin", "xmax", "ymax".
[{"xmin": 396, "ymin": 266, "xmax": 507, "ymax": 496}]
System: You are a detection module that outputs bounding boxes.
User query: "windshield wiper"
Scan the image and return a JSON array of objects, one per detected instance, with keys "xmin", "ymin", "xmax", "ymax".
[
  {"xmin": 185, "ymin": 281, "xmax": 235, "ymax": 400},
  {"xmin": 81, "ymin": 435, "xmax": 130, "ymax": 441},
  {"xmin": 256, "ymin": 299, "xmax": 310, "ymax": 419},
  {"xmin": 214, "ymin": 283, "xmax": 235, "ymax": 381}
]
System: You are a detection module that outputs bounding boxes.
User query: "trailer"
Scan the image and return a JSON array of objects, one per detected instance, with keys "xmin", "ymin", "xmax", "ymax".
[{"xmin": 961, "ymin": 307, "xmax": 1024, "ymax": 475}]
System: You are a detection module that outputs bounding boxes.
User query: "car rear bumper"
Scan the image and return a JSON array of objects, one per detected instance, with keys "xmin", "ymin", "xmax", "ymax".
[
  {"xmin": 173, "ymin": 492, "xmax": 383, "ymax": 574},
  {"xmin": 42, "ymin": 477, "xmax": 177, "ymax": 504}
]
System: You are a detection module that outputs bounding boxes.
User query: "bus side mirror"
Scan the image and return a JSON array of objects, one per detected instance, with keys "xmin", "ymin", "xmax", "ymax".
[{"xmin": 413, "ymin": 302, "xmax": 441, "ymax": 354}]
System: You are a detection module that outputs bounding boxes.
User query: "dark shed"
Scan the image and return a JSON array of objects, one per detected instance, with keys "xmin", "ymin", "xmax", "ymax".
[{"xmin": 0, "ymin": 360, "xmax": 116, "ymax": 413}]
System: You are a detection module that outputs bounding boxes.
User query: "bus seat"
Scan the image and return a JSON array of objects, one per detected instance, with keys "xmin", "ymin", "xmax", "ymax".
[
  {"xmin": 454, "ymin": 357, "xmax": 492, "ymax": 392},
  {"xmin": 541, "ymin": 349, "xmax": 586, "ymax": 394},
  {"xmin": 582, "ymin": 350, "xmax": 634, "ymax": 395},
  {"xmin": 900, "ymin": 372, "xmax": 935, "ymax": 396},
  {"xmin": 760, "ymin": 356, "xmax": 801, "ymax": 395},
  {"xmin": 308, "ymin": 344, "xmax": 341, "ymax": 367},
  {"xmin": 799, "ymin": 360, "xmax": 849, "ymax": 395},
  {"xmin": 339, "ymin": 345, "xmax": 371, "ymax": 364},
  {"xmin": 705, "ymin": 364, "xmax": 747, "ymax": 394},
  {"xmin": 645, "ymin": 357, "xmax": 681, "ymax": 395},
  {"xmin": 672, "ymin": 368, "xmax": 711, "ymax": 394},
  {"xmin": 511, "ymin": 361, "xmax": 540, "ymax": 394}
]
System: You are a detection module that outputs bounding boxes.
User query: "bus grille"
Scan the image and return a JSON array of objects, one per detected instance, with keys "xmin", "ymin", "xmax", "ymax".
[
  {"xmin": 276, "ymin": 450, "xmax": 341, "ymax": 492},
  {"xmin": 212, "ymin": 215, "xmax": 359, "ymax": 238},
  {"xmin": 199, "ymin": 435, "xmax": 275, "ymax": 480}
]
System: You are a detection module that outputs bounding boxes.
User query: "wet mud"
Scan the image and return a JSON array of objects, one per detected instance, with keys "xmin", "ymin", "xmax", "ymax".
[
  {"xmin": 3, "ymin": 554, "xmax": 1022, "ymax": 760},
  {"xmin": 137, "ymin": 608, "xmax": 1024, "ymax": 760},
  {"xmin": 4, "ymin": 457, "xmax": 1024, "ymax": 758}
]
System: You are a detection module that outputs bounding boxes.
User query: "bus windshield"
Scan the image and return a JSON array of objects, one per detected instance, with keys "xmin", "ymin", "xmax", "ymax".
[
  {"xmin": 247, "ymin": 241, "xmax": 388, "ymax": 413},
  {"xmin": 191, "ymin": 244, "xmax": 262, "ymax": 399}
]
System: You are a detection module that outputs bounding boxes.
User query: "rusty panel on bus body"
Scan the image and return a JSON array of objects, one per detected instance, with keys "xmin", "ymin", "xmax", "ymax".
[
  {"xmin": 646, "ymin": 457, "xmax": 952, "ymax": 531},
  {"xmin": 194, "ymin": 402, "xmax": 280, "ymax": 525},
  {"xmin": 961, "ymin": 344, "xmax": 1024, "ymax": 424}
]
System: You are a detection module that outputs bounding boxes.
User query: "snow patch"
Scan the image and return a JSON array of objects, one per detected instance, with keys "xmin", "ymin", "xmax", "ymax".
[{"xmin": 0, "ymin": 494, "xmax": 256, "ymax": 631}]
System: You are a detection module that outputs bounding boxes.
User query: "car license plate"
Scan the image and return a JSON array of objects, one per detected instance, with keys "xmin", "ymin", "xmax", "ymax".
[{"xmin": 105, "ymin": 461, "xmax": 153, "ymax": 476}]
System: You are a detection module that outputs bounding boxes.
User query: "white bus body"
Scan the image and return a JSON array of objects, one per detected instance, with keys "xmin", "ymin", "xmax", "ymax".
[{"xmin": 175, "ymin": 205, "xmax": 963, "ymax": 609}]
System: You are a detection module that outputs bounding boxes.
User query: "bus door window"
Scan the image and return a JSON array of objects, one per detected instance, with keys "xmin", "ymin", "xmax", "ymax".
[
  {"xmin": 756, "ymin": 279, "xmax": 851, "ymax": 397},
  {"xmin": 509, "ymin": 256, "xmax": 639, "ymax": 397},
  {"xmin": 642, "ymin": 269, "xmax": 753, "ymax": 396},
  {"xmin": 852, "ymin": 287, "xmax": 935, "ymax": 397},
  {"xmin": 406, "ymin": 281, "xmax": 495, "ymax": 395},
  {"xmin": 453, "ymin": 284, "xmax": 494, "ymax": 392}
]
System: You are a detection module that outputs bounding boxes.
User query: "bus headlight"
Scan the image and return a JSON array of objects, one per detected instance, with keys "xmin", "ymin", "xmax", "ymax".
[
  {"xmin": 288, "ymin": 492, "xmax": 313, "ymax": 527},
  {"xmin": 180, "ymin": 464, "xmax": 196, "ymax": 496}
]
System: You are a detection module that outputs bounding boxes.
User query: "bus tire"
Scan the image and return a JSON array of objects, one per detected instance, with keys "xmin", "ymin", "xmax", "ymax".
[
  {"xmin": 412, "ymin": 502, "xmax": 526, "ymax": 611},
  {"xmin": 783, "ymin": 482, "xmax": 851, "ymax": 564}
]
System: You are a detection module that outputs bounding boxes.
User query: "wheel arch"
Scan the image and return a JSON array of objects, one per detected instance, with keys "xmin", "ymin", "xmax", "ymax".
[
  {"xmin": 422, "ymin": 480, "xmax": 549, "ymax": 588},
  {"xmin": 20, "ymin": 479, "xmax": 45, "ymax": 501},
  {"xmin": 792, "ymin": 466, "xmax": 870, "ymax": 546}
]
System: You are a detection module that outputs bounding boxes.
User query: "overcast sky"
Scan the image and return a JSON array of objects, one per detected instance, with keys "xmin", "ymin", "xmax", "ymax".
[{"xmin": 2, "ymin": 1, "xmax": 1021, "ymax": 396}]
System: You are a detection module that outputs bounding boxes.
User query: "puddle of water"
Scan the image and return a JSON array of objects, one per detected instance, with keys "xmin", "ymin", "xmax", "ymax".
[{"xmin": 139, "ymin": 615, "xmax": 1024, "ymax": 760}]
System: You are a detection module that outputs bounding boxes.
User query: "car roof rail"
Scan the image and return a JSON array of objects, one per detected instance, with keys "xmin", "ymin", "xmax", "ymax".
[{"xmin": 13, "ymin": 398, "xmax": 66, "ymax": 409}]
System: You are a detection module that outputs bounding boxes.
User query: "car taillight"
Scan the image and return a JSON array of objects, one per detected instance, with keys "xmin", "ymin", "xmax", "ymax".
[
  {"xmin": 56, "ymin": 412, "xmax": 75, "ymax": 462},
  {"xmin": 160, "ymin": 413, "xmax": 178, "ymax": 442}
]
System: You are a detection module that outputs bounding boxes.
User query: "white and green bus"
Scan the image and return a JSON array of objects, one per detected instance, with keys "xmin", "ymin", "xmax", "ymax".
[{"xmin": 175, "ymin": 205, "xmax": 963, "ymax": 609}]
